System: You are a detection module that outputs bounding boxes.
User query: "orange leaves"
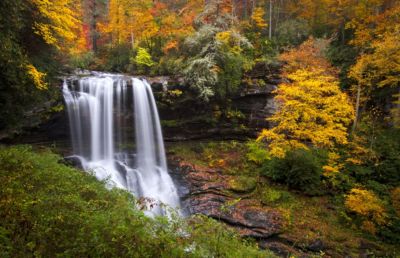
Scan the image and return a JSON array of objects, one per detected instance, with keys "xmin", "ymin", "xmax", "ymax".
[
  {"xmin": 106, "ymin": 0, "xmax": 199, "ymax": 51},
  {"xmin": 163, "ymin": 40, "xmax": 178, "ymax": 54},
  {"xmin": 279, "ymin": 38, "xmax": 336, "ymax": 76}
]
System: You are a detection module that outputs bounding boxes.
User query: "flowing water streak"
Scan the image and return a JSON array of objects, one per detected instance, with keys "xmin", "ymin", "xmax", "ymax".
[{"xmin": 63, "ymin": 74, "xmax": 180, "ymax": 215}]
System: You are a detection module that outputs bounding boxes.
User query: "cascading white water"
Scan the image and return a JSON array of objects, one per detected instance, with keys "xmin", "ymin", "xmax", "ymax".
[{"xmin": 63, "ymin": 73, "xmax": 180, "ymax": 215}]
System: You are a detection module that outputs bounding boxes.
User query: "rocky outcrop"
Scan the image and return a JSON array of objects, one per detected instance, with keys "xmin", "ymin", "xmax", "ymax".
[
  {"xmin": 168, "ymin": 158, "xmax": 286, "ymax": 240},
  {"xmin": 153, "ymin": 63, "xmax": 281, "ymax": 140}
]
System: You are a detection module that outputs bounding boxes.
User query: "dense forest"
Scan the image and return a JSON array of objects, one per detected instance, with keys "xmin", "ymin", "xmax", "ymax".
[{"xmin": 0, "ymin": 0, "xmax": 399, "ymax": 257}]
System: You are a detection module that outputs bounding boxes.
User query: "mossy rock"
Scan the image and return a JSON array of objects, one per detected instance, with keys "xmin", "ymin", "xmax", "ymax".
[
  {"xmin": 161, "ymin": 119, "xmax": 179, "ymax": 127},
  {"xmin": 228, "ymin": 176, "xmax": 257, "ymax": 193}
]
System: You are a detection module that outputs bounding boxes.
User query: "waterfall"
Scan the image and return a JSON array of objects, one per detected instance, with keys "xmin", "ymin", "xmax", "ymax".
[{"xmin": 63, "ymin": 73, "xmax": 180, "ymax": 215}]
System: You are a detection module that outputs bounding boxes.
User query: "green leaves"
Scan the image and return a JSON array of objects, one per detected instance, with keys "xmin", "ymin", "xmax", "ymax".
[
  {"xmin": 0, "ymin": 146, "xmax": 275, "ymax": 257},
  {"xmin": 134, "ymin": 47, "xmax": 155, "ymax": 67}
]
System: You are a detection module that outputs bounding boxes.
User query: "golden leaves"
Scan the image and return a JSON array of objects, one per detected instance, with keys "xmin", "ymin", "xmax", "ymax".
[
  {"xmin": 31, "ymin": 0, "xmax": 80, "ymax": 51},
  {"xmin": 258, "ymin": 38, "xmax": 354, "ymax": 157},
  {"xmin": 251, "ymin": 8, "xmax": 268, "ymax": 29},
  {"xmin": 26, "ymin": 64, "xmax": 47, "ymax": 90},
  {"xmin": 345, "ymin": 188, "xmax": 387, "ymax": 229}
]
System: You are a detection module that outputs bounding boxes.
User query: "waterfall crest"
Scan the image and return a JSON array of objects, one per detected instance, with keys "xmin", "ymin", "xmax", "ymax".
[{"xmin": 63, "ymin": 73, "xmax": 180, "ymax": 215}]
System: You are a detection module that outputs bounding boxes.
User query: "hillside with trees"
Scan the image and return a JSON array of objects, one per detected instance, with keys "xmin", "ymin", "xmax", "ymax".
[{"xmin": 0, "ymin": 0, "xmax": 399, "ymax": 257}]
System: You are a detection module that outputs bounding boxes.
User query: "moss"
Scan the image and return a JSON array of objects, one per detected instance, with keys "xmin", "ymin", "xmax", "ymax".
[
  {"xmin": 228, "ymin": 176, "xmax": 257, "ymax": 193},
  {"xmin": 161, "ymin": 119, "xmax": 179, "ymax": 127},
  {"xmin": 260, "ymin": 188, "xmax": 294, "ymax": 206}
]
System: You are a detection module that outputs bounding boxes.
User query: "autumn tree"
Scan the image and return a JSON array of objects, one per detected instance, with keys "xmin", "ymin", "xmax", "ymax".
[
  {"xmin": 348, "ymin": 4, "xmax": 400, "ymax": 128},
  {"xmin": 258, "ymin": 38, "xmax": 354, "ymax": 157},
  {"xmin": 183, "ymin": 2, "xmax": 253, "ymax": 102},
  {"xmin": 0, "ymin": 0, "xmax": 81, "ymax": 129},
  {"xmin": 31, "ymin": 0, "xmax": 81, "ymax": 52}
]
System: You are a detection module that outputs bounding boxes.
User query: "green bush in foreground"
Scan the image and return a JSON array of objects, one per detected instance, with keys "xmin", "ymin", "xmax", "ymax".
[{"xmin": 0, "ymin": 145, "xmax": 274, "ymax": 258}]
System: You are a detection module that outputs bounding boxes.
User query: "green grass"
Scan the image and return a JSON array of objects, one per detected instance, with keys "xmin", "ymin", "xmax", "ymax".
[{"xmin": 0, "ymin": 145, "xmax": 276, "ymax": 258}]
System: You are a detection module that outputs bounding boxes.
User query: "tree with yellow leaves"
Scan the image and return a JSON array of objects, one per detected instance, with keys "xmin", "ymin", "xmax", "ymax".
[
  {"xmin": 258, "ymin": 38, "xmax": 354, "ymax": 157},
  {"xmin": 349, "ymin": 5, "xmax": 400, "ymax": 128},
  {"xmin": 31, "ymin": 0, "xmax": 81, "ymax": 52}
]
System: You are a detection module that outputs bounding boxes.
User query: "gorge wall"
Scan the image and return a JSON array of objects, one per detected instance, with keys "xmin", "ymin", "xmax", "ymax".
[{"xmin": 2, "ymin": 63, "xmax": 280, "ymax": 146}]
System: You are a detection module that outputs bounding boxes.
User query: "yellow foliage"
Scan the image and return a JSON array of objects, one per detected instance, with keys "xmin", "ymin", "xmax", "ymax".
[
  {"xmin": 344, "ymin": 134, "xmax": 376, "ymax": 165},
  {"xmin": 345, "ymin": 188, "xmax": 387, "ymax": 226},
  {"xmin": 361, "ymin": 220, "xmax": 377, "ymax": 235},
  {"xmin": 345, "ymin": 157, "xmax": 362, "ymax": 165},
  {"xmin": 216, "ymin": 31, "xmax": 232, "ymax": 45},
  {"xmin": 168, "ymin": 89, "xmax": 183, "ymax": 97},
  {"xmin": 251, "ymin": 8, "xmax": 268, "ymax": 29},
  {"xmin": 26, "ymin": 64, "xmax": 47, "ymax": 90},
  {"xmin": 258, "ymin": 68, "xmax": 354, "ymax": 157},
  {"xmin": 346, "ymin": 4, "xmax": 400, "ymax": 126},
  {"xmin": 258, "ymin": 39, "xmax": 354, "ymax": 157},
  {"xmin": 349, "ymin": 21, "xmax": 400, "ymax": 126},
  {"xmin": 31, "ymin": 0, "xmax": 80, "ymax": 51},
  {"xmin": 107, "ymin": 0, "xmax": 158, "ymax": 45},
  {"xmin": 323, "ymin": 152, "xmax": 343, "ymax": 175},
  {"xmin": 215, "ymin": 30, "xmax": 244, "ymax": 55}
]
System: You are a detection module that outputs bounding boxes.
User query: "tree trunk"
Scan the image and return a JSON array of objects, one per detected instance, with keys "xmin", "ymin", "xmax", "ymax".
[
  {"xmin": 274, "ymin": 0, "xmax": 281, "ymax": 37},
  {"xmin": 244, "ymin": 0, "xmax": 248, "ymax": 19},
  {"xmin": 352, "ymin": 84, "xmax": 361, "ymax": 132},
  {"xmin": 131, "ymin": 32, "xmax": 135, "ymax": 49},
  {"xmin": 269, "ymin": 0, "xmax": 273, "ymax": 39},
  {"xmin": 90, "ymin": 0, "xmax": 97, "ymax": 52}
]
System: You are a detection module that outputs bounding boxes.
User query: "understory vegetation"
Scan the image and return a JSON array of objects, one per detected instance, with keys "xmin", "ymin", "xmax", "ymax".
[
  {"xmin": 0, "ymin": 145, "xmax": 274, "ymax": 257},
  {"xmin": 168, "ymin": 139, "xmax": 400, "ymax": 255}
]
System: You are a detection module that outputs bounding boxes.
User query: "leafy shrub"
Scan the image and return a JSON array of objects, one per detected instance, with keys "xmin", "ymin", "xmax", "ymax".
[
  {"xmin": 132, "ymin": 47, "xmax": 155, "ymax": 74},
  {"xmin": 0, "ymin": 145, "xmax": 275, "ymax": 257},
  {"xmin": 246, "ymin": 140, "xmax": 270, "ymax": 165},
  {"xmin": 70, "ymin": 51, "xmax": 95, "ymax": 69},
  {"xmin": 154, "ymin": 56, "xmax": 184, "ymax": 75},
  {"xmin": 228, "ymin": 176, "xmax": 257, "ymax": 193},
  {"xmin": 102, "ymin": 44, "xmax": 132, "ymax": 72},
  {"xmin": 345, "ymin": 188, "xmax": 387, "ymax": 228},
  {"xmin": 391, "ymin": 187, "xmax": 400, "ymax": 217},
  {"xmin": 345, "ymin": 128, "xmax": 400, "ymax": 186},
  {"xmin": 275, "ymin": 19, "xmax": 311, "ymax": 47},
  {"xmin": 261, "ymin": 148, "xmax": 327, "ymax": 195},
  {"xmin": 260, "ymin": 188, "xmax": 294, "ymax": 206},
  {"xmin": 372, "ymin": 129, "xmax": 400, "ymax": 186}
]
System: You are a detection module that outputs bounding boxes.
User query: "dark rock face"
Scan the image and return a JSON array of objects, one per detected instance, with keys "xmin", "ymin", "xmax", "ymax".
[
  {"xmin": 168, "ymin": 158, "xmax": 285, "ymax": 240},
  {"xmin": 259, "ymin": 240, "xmax": 305, "ymax": 258},
  {"xmin": 63, "ymin": 155, "xmax": 84, "ymax": 169},
  {"xmin": 308, "ymin": 239, "xmax": 325, "ymax": 252},
  {"xmin": 155, "ymin": 63, "xmax": 281, "ymax": 140}
]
